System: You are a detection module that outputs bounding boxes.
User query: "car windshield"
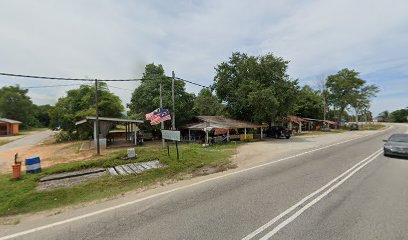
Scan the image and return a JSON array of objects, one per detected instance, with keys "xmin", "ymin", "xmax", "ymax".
[{"xmin": 389, "ymin": 135, "xmax": 408, "ymax": 142}]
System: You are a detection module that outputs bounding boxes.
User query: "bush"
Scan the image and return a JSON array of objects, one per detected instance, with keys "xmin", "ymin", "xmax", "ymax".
[{"xmin": 55, "ymin": 131, "xmax": 77, "ymax": 143}]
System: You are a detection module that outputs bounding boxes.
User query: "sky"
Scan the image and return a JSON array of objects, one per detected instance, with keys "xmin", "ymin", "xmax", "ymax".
[{"xmin": 0, "ymin": 0, "xmax": 407, "ymax": 116}]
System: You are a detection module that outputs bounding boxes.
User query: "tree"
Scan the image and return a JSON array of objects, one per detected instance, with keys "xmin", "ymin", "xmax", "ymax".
[
  {"xmin": 193, "ymin": 88, "xmax": 226, "ymax": 116},
  {"xmin": 390, "ymin": 108, "xmax": 408, "ymax": 122},
  {"xmin": 32, "ymin": 104, "xmax": 54, "ymax": 127},
  {"xmin": 128, "ymin": 63, "xmax": 196, "ymax": 127},
  {"xmin": 0, "ymin": 85, "xmax": 39, "ymax": 128},
  {"xmin": 212, "ymin": 52, "xmax": 299, "ymax": 124},
  {"xmin": 295, "ymin": 85, "xmax": 323, "ymax": 119},
  {"xmin": 350, "ymin": 85, "xmax": 379, "ymax": 123},
  {"xmin": 49, "ymin": 83, "xmax": 124, "ymax": 132},
  {"xmin": 326, "ymin": 68, "xmax": 378, "ymax": 124},
  {"xmin": 379, "ymin": 110, "xmax": 390, "ymax": 121}
]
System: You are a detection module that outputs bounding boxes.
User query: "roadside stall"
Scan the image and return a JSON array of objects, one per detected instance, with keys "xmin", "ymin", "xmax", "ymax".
[{"xmin": 181, "ymin": 116, "xmax": 266, "ymax": 144}]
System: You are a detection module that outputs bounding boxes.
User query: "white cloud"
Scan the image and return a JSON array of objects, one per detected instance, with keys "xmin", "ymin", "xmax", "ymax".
[{"xmin": 0, "ymin": 0, "xmax": 407, "ymax": 116}]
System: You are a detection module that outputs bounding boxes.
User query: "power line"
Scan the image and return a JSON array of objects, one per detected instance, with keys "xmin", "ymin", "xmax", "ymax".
[
  {"xmin": 175, "ymin": 77, "xmax": 209, "ymax": 88},
  {"xmin": 0, "ymin": 72, "xmax": 143, "ymax": 82},
  {"xmin": 107, "ymin": 84, "xmax": 133, "ymax": 92},
  {"xmin": 0, "ymin": 72, "xmax": 209, "ymax": 88},
  {"xmin": 22, "ymin": 84, "xmax": 88, "ymax": 89}
]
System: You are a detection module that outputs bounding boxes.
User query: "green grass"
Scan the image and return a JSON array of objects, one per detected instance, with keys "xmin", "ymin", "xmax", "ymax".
[
  {"xmin": 296, "ymin": 129, "xmax": 346, "ymax": 136},
  {"xmin": 0, "ymin": 143, "xmax": 237, "ymax": 217},
  {"xmin": 0, "ymin": 141, "xmax": 11, "ymax": 146},
  {"xmin": 358, "ymin": 124, "xmax": 386, "ymax": 130}
]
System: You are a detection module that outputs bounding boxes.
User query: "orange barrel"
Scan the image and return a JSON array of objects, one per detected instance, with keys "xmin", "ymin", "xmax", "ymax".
[{"xmin": 12, "ymin": 163, "xmax": 21, "ymax": 179}]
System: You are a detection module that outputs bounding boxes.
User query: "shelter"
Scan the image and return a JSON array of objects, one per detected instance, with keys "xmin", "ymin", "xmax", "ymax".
[
  {"xmin": 182, "ymin": 116, "xmax": 266, "ymax": 143},
  {"xmin": 75, "ymin": 116, "xmax": 144, "ymax": 148},
  {"xmin": 302, "ymin": 118, "xmax": 337, "ymax": 130},
  {"xmin": 287, "ymin": 116, "xmax": 310, "ymax": 133},
  {"xmin": 0, "ymin": 118, "xmax": 21, "ymax": 136}
]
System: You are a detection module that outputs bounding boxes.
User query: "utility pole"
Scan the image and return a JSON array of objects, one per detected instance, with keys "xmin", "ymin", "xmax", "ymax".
[
  {"xmin": 172, "ymin": 71, "xmax": 176, "ymax": 130},
  {"xmin": 95, "ymin": 79, "xmax": 100, "ymax": 155},
  {"xmin": 160, "ymin": 83, "xmax": 165, "ymax": 148}
]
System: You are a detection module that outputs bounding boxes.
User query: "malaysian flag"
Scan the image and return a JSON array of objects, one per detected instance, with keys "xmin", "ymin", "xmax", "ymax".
[
  {"xmin": 146, "ymin": 108, "xmax": 171, "ymax": 125},
  {"xmin": 145, "ymin": 108, "xmax": 161, "ymax": 121}
]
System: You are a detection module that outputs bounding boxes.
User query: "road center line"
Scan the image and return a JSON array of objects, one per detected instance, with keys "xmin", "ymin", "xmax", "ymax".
[
  {"xmin": 242, "ymin": 149, "xmax": 382, "ymax": 240},
  {"xmin": 0, "ymin": 129, "xmax": 390, "ymax": 240},
  {"xmin": 259, "ymin": 150, "xmax": 383, "ymax": 239}
]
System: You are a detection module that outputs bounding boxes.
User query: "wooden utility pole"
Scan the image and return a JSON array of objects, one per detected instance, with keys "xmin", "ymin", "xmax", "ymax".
[
  {"xmin": 172, "ymin": 71, "xmax": 176, "ymax": 130},
  {"xmin": 95, "ymin": 79, "xmax": 100, "ymax": 155},
  {"xmin": 160, "ymin": 83, "xmax": 165, "ymax": 148}
]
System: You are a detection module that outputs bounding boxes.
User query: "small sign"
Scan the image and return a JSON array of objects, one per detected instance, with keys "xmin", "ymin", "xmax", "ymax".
[{"xmin": 162, "ymin": 130, "xmax": 181, "ymax": 141}]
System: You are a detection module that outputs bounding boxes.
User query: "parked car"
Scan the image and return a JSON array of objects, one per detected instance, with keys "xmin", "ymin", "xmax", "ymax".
[
  {"xmin": 266, "ymin": 126, "xmax": 292, "ymax": 139},
  {"xmin": 349, "ymin": 123, "xmax": 359, "ymax": 131},
  {"xmin": 383, "ymin": 134, "xmax": 408, "ymax": 157}
]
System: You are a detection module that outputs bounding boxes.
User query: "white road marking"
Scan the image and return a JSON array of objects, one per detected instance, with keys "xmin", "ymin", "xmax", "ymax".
[
  {"xmin": 242, "ymin": 149, "xmax": 382, "ymax": 240},
  {"xmin": 0, "ymin": 129, "xmax": 391, "ymax": 240},
  {"xmin": 259, "ymin": 150, "xmax": 383, "ymax": 239}
]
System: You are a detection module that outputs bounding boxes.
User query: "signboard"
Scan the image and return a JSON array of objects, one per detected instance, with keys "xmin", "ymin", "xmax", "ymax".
[{"xmin": 161, "ymin": 130, "xmax": 181, "ymax": 141}]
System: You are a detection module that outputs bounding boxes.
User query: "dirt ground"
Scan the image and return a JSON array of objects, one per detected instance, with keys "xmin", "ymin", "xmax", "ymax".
[
  {"xmin": 232, "ymin": 129, "xmax": 386, "ymax": 169},
  {"xmin": 0, "ymin": 136, "xmax": 127, "ymax": 173}
]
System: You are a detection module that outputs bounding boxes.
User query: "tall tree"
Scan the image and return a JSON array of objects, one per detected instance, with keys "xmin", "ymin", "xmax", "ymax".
[
  {"xmin": 128, "ymin": 63, "xmax": 196, "ymax": 127},
  {"xmin": 193, "ymin": 88, "xmax": 225, "ymax": 116},
  {"xmin": 390, "ymin": 108, "xmax": 408, "ymax": 122},
  {"xmin": 49, "ymin": 83, "xmax": 124, "ymax": 132},
  {"xmin": 213, "ymin": 52, "xmax": 299, "ymax": 124},
  {"xmin": 326, "ymin": 68, "xmax": 378, "ymax": 124},
  {"xmin": 33, "ymin": 104, "xmax": 54, "ymax": 127},
  {"xmin": 295, "ymin": 85, "xmax": 323, "ymax": 119},
  {"xmin": 0, "ymin": 85, "xmax": 39, "ymax": 128}
]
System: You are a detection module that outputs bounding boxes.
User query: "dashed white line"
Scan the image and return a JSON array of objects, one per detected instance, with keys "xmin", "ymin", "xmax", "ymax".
[{"xmin": 243, "ymin": 149, "xmax": 383, "ymax": 240}]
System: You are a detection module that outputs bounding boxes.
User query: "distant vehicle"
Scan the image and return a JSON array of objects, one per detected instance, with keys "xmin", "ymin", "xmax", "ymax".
[
  {"xmin": 383, "ymin": 134, "xmax": 408, "ymax": 157},
  {"xmin": 349, "ymin": 123, "xmax": 359, "ymax": 131},
  {"xmin": 267, "ymin": 126, "xmax": 292, "ymax": 139}
]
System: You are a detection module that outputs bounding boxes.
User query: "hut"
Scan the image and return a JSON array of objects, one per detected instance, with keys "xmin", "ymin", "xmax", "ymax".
[
  {"xmin": 75, "ymin": 116, "xmax": 144, "ymax": 148},
  {"xmin": 0, "ymin": 118, "xmax": 21, "ymax": 136}
]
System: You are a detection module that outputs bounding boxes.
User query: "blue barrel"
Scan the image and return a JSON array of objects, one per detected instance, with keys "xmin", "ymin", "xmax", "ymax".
[{"xmin": 25, "ymin": 157, "xmax": 41, "ymax": 174}]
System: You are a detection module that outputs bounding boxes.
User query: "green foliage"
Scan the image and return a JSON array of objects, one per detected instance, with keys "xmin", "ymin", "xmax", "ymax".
[
  {"xmin": 326, "ymin": 68, "xmax": 378, "ymax": 123},
  {"xmin": 49, "ymin": 83, "xmax": 124, "ymax": 132},
  {"xmin": 295, "ymin": 85, "xmax": 323, "ymax": 119},
  {"xmin": 128, "ymin": 63, "xmax": 196, "ymax": 127},
  {"xmin": 213, "ymin": 52, "xmax": 299, "ymax": 124},
  {"xmin": 0, "ymin": 143, "xmax": 237, "ymax": 216},
  {"xmin": 0, "ymin": 85, "xmax": 40, "ymax": 129},
  {"xmin": 32, "ymin": 104, "xmax": 54, "ymax": 127},
  {"xmin": 390, "ymin": 108, "xmax": 408, "ymax": 122},
  {"xmin": 193, "ymin": 88, "xmax": 226, "ymax": 116}
]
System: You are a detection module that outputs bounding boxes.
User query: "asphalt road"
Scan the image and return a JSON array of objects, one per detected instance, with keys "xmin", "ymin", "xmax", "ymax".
[
  {"xmin": 1, "ymin": 124, "xmax": 407, "ymax": 240},
  {"xmin": 0, "ymin": 130, "xmax": 54, "ymax": 153}
]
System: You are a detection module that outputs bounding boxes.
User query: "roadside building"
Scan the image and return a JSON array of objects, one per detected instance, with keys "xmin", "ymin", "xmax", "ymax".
[
  {"xmin": 181, "ymin": 116, "xmax": 266, "ymax": 143},
  {"xmin": 75, "ymin": 116, "xmax": 144, "ymax": 149},
  {"xmin": 0, "ymin": 118, "xmax": 21, "ymax": 136}
]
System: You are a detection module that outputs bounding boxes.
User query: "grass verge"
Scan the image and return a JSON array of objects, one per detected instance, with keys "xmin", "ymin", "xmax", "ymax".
[
  {"xmin": 0, "ymin": 141, "xmax": 11, "ymax": 147},
  {"xmin": 296, "ymin": 129, "xmax": 346, "ymax": 136},
  {"xmin": 0, "ymin": 143, "xmax": 237, "ymax": 217}
]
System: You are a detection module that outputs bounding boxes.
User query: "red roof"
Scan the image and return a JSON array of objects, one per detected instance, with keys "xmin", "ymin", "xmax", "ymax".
[{"xmin": 287, "ymin": 116, "xmax": 309, "ymax": 123}]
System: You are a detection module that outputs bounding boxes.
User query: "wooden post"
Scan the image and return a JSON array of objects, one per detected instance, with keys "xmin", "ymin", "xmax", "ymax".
[
  {"xmin": 134, "ymin": 123, "xmax": 137, "ymax": 145},
  {"xmin": 95, "ymin": 79, "xmax": 100, "ymax": 155},
  {"xmin": 188, "ymin": 129, "xmax": 191, "ymax": 143},
  {"xmin": 261, "ymin": 127, "xmax": 263, "ymax": 140},
  {"xmin": 244, "ymin": 128, "xmax": 247, "ymax": 140},
  {"xmin": 227, "ymin": 129, "xmax": 230, "ymax": 142}
]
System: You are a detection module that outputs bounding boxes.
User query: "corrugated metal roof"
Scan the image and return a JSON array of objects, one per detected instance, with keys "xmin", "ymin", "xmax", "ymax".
[
  {"xmin": 182, "ymin": 116, "xmax": 265, "ymax": 129},
  {"xmin": 0, "ymin": 118, "xmax": 22, "ymax": 124},
  {"xmin": 75, "ymin": 116, "xmax": 143, "ymax": 125}
]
